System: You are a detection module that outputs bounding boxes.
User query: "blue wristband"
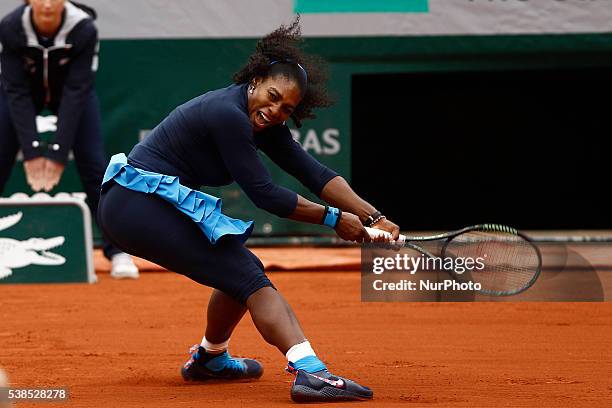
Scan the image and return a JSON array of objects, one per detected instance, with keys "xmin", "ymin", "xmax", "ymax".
[{"xmin": 322, "ymin": 206, "xmax": 341, "ymax": 228}]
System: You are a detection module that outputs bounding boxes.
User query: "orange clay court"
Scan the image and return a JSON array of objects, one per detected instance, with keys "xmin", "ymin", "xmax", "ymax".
[{"xmin": 1, "ymin": 246, "xmax": 611, "ymax": 408}]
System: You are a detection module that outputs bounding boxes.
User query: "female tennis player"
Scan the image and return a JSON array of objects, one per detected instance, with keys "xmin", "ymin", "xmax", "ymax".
[{"xmin": 98, "ymin": 17, "xmax": 399, "ymax": 403}]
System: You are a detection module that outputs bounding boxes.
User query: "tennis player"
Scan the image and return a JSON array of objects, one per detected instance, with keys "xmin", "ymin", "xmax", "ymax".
[{"xmin": 97, "ymin": 18, "xmax": 399, "ymax": 403}]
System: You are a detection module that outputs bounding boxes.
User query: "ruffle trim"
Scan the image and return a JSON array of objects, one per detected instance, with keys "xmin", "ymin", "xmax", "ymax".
[{"xmin": 102, "ymin": 153, "xmax": 253, "ymax": 244}]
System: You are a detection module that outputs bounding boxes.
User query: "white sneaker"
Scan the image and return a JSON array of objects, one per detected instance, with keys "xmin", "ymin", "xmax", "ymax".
[{"xmin": 110, "ymin": 253, "xmax": 140, "ymax": 279}]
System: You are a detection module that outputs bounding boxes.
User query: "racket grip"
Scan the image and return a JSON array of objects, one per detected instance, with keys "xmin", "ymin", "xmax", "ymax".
[{"xmin": 364, "ymin": 227, "xmax": 406, "ymax": 243}]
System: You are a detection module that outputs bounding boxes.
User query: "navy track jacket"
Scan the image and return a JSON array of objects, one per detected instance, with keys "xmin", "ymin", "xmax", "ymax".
[{"xmin": 0, "ymin": 2, "xmax": 98, "ymax": 163}]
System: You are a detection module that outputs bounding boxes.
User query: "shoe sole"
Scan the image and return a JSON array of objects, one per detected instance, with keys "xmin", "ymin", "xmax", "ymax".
[
  {"xmin": 181, "ymin": 367, "xmax": 263, "ymax": 382},
  {"xmin": 291, "ymin": 384, "xmax": 373, "ymax": 403},
  {"xmin": 111, "ymin": 275, "xmax": 139, "ymax": 279}
]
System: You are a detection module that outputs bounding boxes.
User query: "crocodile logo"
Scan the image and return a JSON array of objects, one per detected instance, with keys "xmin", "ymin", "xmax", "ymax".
[{"xmin": 0, "ymin": 212, "xmax": 66, "ymax": 280}]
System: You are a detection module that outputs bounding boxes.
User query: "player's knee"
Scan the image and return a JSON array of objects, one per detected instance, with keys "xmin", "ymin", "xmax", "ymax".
[{"xmin": 238, "ymin": 275, "xmax": 275, "ymax": 305}]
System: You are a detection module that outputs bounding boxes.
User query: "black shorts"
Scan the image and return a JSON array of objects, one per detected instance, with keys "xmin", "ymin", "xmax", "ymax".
[{"xmin": 98, "ymin": 182, "xmax": 274, "ymax": 304}]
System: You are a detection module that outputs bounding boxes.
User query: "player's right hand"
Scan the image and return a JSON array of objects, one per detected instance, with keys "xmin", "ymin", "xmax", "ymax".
[
  {"xmin": 23, "ymin": 157, "xmax": 46, "ymax": 192},
  {"xmin": 334, "ymin": 212, "xmax": 372, "ymax": 242}
]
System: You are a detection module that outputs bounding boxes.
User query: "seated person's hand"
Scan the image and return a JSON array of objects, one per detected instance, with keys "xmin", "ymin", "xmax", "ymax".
[
  {"xmin": 23, "ymin": 157, "xmax": 46, "ymax": 192},
  {"xmin": 43, "ymin": 158, "xmax": 65, "ymax": 192}
]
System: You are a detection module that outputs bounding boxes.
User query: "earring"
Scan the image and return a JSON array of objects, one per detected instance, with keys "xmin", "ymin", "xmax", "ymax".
[{"xmin": 248, "ymin": 84, "xmax": 254, "ymax": 94}]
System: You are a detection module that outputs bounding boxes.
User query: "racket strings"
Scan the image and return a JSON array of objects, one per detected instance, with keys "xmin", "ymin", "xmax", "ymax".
[{"xmin": 444, "ymin": 231, "xmax": 540, "ymax": 295}]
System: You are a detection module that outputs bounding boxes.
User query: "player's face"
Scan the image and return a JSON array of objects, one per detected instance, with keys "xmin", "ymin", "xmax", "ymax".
[
  {"xmin": 30, "ymin": 0, "xmax": 65, "ymax": 26},
  {"xmin": 248, "ymin": 75, "xmax": 302, "ymax": 132}
]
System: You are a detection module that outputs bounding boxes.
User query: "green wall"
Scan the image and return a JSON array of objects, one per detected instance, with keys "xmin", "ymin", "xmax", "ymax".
[{"xmin": 4, "ymin": 34, "xmax": 612, "ymax": 236}]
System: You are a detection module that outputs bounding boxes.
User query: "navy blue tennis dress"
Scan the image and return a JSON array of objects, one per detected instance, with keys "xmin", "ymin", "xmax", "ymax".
[{"xmin": 97, "ymin": 83, "xmax": 337, "ymax": 303}]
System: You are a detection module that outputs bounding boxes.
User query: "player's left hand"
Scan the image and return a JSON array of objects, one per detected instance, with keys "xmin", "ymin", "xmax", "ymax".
[
  {"xmin": 43, "ymin": 159, "xmax": 65, "ymax": 192},
  {"xmin": 372, "ymin": 218, "xmax": 400, "ymax": 241}
]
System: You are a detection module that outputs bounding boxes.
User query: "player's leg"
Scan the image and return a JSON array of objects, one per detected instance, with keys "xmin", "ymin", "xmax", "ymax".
[
  {"xmin": 246, "ymin": 287, "xmax": 306, "ymax": 353},
  {"xmin": 205, "ymin": 290, "xmax": 247, "ymax": 344},
  {"xmin": 71, "ymin": 91, "xmax": 138, "ymax": 278},
  {"xmin": 98, "ymin": 182, "xmax": 267, "ymax": 380},
  {"xmin": 0, "ymin": 90, "xmax": 20, "ymax": 195},
  {"xmin": 197, "ymin": 282, "xmax": 307, "ymax": 379},
  {"xmin": 204, "ymin": 253, "xmax": 306, "ymax": 352},
  {"xmin": 245, "ymin": 283, "xmax": 373, "ymax": 402},
  {"xmin": 99, "ymin": 183, "xmax": 372, "ymax": 398},
  {"xmin": 178, "ymin": 289, "xmax": 264, "ymax": 381}
]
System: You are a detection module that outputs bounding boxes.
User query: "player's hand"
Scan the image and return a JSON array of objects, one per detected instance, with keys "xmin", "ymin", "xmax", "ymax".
[
  {"xmin": 43, "ymin": 159, "xmax": 65, "ymax": 192},
  {"xmin": 23, "ymin": 157, "xmax": 46, "ymax": 192},
  {"xmin": 334, "ymin": 212, "xmax": 371, "ymax": 242},
  {"xmin": 372, "ymin": 217, "xmax": 401, "ymax": 241}
]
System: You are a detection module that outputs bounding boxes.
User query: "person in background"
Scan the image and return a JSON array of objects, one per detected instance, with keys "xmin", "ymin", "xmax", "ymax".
[{"xmin": 0, "ymin": 0, "xmax": 139, "ymax": 278}]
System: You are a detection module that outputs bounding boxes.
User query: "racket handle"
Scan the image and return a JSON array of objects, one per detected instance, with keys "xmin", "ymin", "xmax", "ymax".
[{"xmin": 364, "ymin": 227, "xmax": 406, "ymax": 243}]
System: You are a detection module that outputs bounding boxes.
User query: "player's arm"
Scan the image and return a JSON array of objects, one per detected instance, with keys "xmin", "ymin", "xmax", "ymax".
[
  {"xmin": 288, "ymin": 194, "xmax": 369, "ymax": 242},
  {"xmin": 209, "ymin": 109, "xmax": 298, "ymax": 217},
  {"xmin": 320, "ymin": 176, "xmax": 400, "ymax": 240},
  {"xmin": 210, "ymin": 113, "xmax": 369, "ymax": 241},
  {"xmin": 257, "ymin": 126, "xmax": 337, "ymax": 197},
  {"xmin": 259, "ymin": 126, "xmax": 399, "ymax": 239}
]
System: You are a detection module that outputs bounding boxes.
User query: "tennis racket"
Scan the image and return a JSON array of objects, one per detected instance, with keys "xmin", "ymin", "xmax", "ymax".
[{"xmin": 365, "ymin": 224, "xmax": 542, "ymax": 296}]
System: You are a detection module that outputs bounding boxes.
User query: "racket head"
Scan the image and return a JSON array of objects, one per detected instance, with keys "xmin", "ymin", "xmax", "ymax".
[{"xmin": 441, "ymin": 224, "xmax": 542, "ymax": 296}]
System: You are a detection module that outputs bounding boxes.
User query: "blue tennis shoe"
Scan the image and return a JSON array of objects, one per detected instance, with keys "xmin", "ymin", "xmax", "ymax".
[
  {"xmin": 181, "ymin": 345, "xmax": 263, "ymax": 381},
  {"xmin": 286, "ymin": 363, "xmax": 373, "ymax": 402}
]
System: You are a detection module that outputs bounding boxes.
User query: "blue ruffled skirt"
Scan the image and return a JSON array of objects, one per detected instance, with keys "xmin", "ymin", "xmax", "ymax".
[{"xmin": 102, "ymin": 153, "xmax": 253, "ymax": 244}]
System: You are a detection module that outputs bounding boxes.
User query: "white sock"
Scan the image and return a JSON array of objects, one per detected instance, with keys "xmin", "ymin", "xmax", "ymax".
[
  {"xmin": 285, "ymin": 340, "xmax": 317, "ymax": 363},
  {"xmin": 201, "ymin": 336, "xmax": 230, "ymax": 354}
]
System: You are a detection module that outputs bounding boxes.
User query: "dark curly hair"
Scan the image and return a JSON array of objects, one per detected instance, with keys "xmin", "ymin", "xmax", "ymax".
[{"xmin": 233, "ymin": 16, "xmax": 333, "ymax": 128}]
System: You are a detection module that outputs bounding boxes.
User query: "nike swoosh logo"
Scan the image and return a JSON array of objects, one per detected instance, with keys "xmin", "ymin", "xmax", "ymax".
[{"xmin": 308, "ymin": 373, "xmax": 345, "ymax": 388}]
